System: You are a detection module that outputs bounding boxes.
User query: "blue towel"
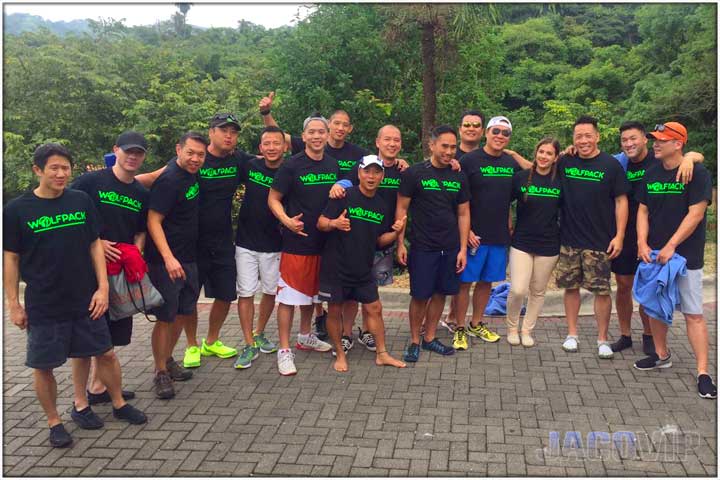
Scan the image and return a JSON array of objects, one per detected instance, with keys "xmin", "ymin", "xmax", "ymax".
[
  {"xmin": 483, "ymin": 282, "xmax": 525, "ymax": 316},
  {"xmin": 632, "ymin": 251, "xmax": 687, "ymax": 325},
  {"xmin": 613, "ymin": 151, "xmax": 629, "ymax": 172}
]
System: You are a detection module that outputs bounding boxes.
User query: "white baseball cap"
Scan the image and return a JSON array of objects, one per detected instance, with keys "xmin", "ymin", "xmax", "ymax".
[
  {"xmin": 486, "ymin": 116, "xmax": 513, "ymax": 131},
  {"xmin": 358, "ymin": 155, "xmax": 384, "ymax": 170}
]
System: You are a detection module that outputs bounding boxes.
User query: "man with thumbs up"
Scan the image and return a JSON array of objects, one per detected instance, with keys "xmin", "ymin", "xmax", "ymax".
[{"xmin": 268, "ymin": 114, "xmax": 340, "ymax": 375}]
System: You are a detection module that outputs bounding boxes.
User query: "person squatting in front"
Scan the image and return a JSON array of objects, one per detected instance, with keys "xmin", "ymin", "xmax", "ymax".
[{"xmin": 317, "ymin": 155, "xmax": 408, "ymax": 372}]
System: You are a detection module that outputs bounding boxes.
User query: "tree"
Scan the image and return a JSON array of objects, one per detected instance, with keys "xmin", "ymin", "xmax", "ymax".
[{"xmin": 173, "ymin": 3, "xmax": 192, "ymax": 37}]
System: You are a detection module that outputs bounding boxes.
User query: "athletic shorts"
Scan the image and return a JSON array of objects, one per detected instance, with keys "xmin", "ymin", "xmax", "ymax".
[
  {"xmin": 678, "ymin": 268, "xmax": 703, "ymax": 314},
  {"xmin": 555, "ymin": 245, "xmax": 611, "ymax": 295},
  {"xmin": 147, "ymin": 262, "xmax": 200, "ymax": 322},
  {"xmin": 459, "ymin": 244, "xmax": 508, "ymax": 283},
  {"xmin": 108, "ymin": 316, "xmax": 133, "ymax": 347},
  {"xmin": 26, "ymin": 313, "xmax": 113, "ymax": 370},
  {"xmin": 408, "ymin": 248, "xmax": 461, "ymax": 300},
  {"xmin": 611, "ymin": 244, "xmax": 640, "ymax": 276},
  {"xmin": 198, "ymin": 254, "xmax": 237, "ymax": 302},
  {"xmin": 276, "ymin": 253, "xmax": 321, "ymax": 306},
  {"xmin": 317, "ymin": 281, "xmax": 379, "ymax": 305},
  {"xmin": 235, "ymin": 246, "xmax": 281, "ymax": 297},
  {"xmin": 372, "ymin": 247, "xmax": 395, "ymax": 287}
]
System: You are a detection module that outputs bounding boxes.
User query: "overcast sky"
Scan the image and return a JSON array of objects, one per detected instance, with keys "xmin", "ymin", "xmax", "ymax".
[{"xmin": 4, "ymin": 2, "xmax": 312, "ymax": 29}]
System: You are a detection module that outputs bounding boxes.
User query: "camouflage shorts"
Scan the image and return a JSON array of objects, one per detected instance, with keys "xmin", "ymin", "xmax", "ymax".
[
  {"xmin": 372, "ymin": 247, "xmax": 394, "ymax": 287},
  {"xmin": 555, "ymin": 245, "xmax": 611, "ymax": 295}
]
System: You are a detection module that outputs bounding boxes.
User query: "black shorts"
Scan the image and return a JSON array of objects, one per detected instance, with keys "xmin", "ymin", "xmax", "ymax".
[
  {"xmin": 108, "ymin": 316, "xmax": 133, "ymax": 347},
  {"xmin": 408, "ymin": 248, "xmax": 461, "ymax": 300},
  {"xmin": 317, "ymin": 281, "xmax": 379, "ymax": 305},
  {"xmin": 26, "ymin": 313, "xmax": 113, "ymax": 370},
  {"xmin": 611, "ymin": 244, "xmax": 640, "ymax": 276},
  {"xmin": 198, "ymin": 253, "xmax": 237, "ymax": 302},
  {"xmin": 147, "ymin": 262, "xmax": 200, "ymax": 322}
]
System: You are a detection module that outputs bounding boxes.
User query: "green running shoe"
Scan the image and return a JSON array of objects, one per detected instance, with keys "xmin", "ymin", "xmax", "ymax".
[
  {"xmin": 183, "ymin": 346, "xmax": 201, "ymax": 368},
  {"xmin": 234, "ymin": 345, "xmax": 259, "ymax": 369},
  {"xmin": 201, "ymin": 339, "xmax": 238, "ymax": 358},
  {"xmin": 253, "ymin": 331, "xmax": 277, "ymax": 354}
]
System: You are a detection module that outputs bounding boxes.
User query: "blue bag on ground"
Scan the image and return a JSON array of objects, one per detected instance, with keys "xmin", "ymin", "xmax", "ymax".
[
  {"xmin": 632, "ymin": 250, "xmax": 687, "ymax": 326},
  {"xmin": 483, "ymin": 282, "xmax": 525, "ymax": 316}
]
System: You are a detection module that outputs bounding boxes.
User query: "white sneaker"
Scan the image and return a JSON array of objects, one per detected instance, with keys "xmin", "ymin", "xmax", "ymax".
[
  {"xmin": 562, "ymin": 335, "xmax": 578, "ymax": 352},
  {"xmin": 277, "ymin": 349, "xmax": 297, "ymax": 376},
  {"xmin": 296, "ymin": 333, "xmax": 332, "ymax": 352},
  {"xmin": 598, "ymin": 341, "xmax": 614, "ymax": 359}
]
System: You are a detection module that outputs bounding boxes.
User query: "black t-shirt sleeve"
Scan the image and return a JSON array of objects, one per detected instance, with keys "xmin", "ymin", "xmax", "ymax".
[
  {"xmin": 272, "ymin": 162, "xmax": 294, "ymax": 196},
  {"xmin": 611, "ymin": 162, "xmax": 631, "ymax": 198},
  {"xmin": 347, "ymin": 164, "xmax": 360, "ymax": 185},
  {"xmin": 290, "ymin": 136, "xmax": 304, "ymax": 155},
  {"xmin": 379, "ymin": 200, "xmax": 392, "ymax": 233},
  {"xmin": 2, "ymin": 203, "xmax": 21, "ymax": 253},
  {"xmin": 398, "ymin": 167, "xmax": 416, "ymax": 198},
  {"xmin": 69, "ymin": 172, "xmax": 93, "ymax": 194},
  {"xmin": 237, "ymin": 160, "xmax": 249, "ymax": 183},
  {"xmin": 149, "ymin": 175, "xmax": 180, "ymax": 216},
  {"xmin": 321, "ymin": 197, "xmax": 346, "ymax": 220},
  {"xmin": 688, "ymin": 165, "xmax": 713, "ymax": 207},
  {"xmin": 83, "ymin": 193, "xmax": 102, "ymax": 240},
  {"xmin": 511, "ymin": 171, "xmax": 521, "ymax": 202},
  {"xmin": 457, "ymin": 172, "xmax": 471, "ymax": 204}
]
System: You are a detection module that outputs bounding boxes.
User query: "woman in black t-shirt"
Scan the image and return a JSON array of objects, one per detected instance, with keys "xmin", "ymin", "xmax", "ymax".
[{"xmin": 506, "ymin": 138, "xmax": 562, "ymax": 347}]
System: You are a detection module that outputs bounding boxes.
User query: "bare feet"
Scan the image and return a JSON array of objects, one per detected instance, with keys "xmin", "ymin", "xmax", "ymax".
[
  {"xmin": 375, "ymin": 351, "xmax": 406, "ymax": 368},
  {"xmin": 333, "ymin": 356, "xmax": 348, "ymax": 372}
]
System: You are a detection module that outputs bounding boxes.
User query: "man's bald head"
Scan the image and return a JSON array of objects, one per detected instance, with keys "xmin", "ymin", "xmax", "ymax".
[
  {"xmin": 376, "ymin": 124, "xmax": 402, "ymax": 162},
  {"xmin": 377, "ymin": 124, "xmax": 401, "ymax": 139}
]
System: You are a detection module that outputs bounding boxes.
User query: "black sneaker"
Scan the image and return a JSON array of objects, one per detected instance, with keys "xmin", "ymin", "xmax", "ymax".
[
  {"xmin": 154, "ymin": 371, "xmax": 175, "ymax": 399},
  {"xmin": 610, "ymin": 335, "xmax": 632, "ymax": 352},
  {"xmin": 314, "ymin": 310, "xmax": 328, "ymax": 341},
  {"xmin": 331, "ymin": 335, "xmax": 354, "ymax": 357},
  {"xmin": 421, "ymin": 338, "xmax": 455, "ymax": 356},
  {"xmin": 357, "ymin": 327, "xmax": 377, "ymax": 351},
  {"xmin": 48, "ymin": 424, "xmax": 72, "ymax": 448},
  {"xmin": 113, "ymin": 403, "xmax": 148, "ymax": 424},
  {"xmin": 166, "ymin": 357, "xmax": 193, "ymax": 382},
  {"xmin": 698, "ymin": 374, "xmax": 717, "ymax": 399},
  {"xmin": 70, "ymin": 405, "xmax": 104, "ymax": 430},
  {"xmin": 87, "ymin": 389, "xmax": 136, "ymax": 405},
  {"xmin": 633, "ymin": 352, "xmax": 672, "ymax": 371},
  {"xmin": 642, "ymin": 334, "xmax": 656, "ymax": 356}
]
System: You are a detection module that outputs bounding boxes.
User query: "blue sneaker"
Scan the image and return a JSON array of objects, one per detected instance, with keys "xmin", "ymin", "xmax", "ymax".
[
  {"xmin": 421, "ymin": 338, "xmax": 455, "ymax": 356},
  {"xmin": 403, "ymin": 343, "xmax": 420, "ymax": 362}
]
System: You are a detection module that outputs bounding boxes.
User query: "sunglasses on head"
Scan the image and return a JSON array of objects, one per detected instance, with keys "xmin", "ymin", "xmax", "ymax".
[
  {"xmin": 462, "ymin": 122, "xmax": 482, "ymax": 128},
  {"xmin": 491, "ymin": 128, "xmax": 511, "ymax": 137},
  {"xmin": 215, "ymin": 113, "xmax": 239, "ymax": 123},
  {"xmin": 654, "ymin": 124, "xmax": 683, "ymax": 136}
]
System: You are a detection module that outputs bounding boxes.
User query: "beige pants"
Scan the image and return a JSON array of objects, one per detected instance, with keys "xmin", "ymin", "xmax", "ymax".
[{"xmin": 506, "ymin": 247, "xmax": 558, "ymax": 332}]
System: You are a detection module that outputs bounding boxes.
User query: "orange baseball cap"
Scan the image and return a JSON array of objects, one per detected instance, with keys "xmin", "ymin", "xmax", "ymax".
[{"xmin": 647, "ymin": 122, "xmax": 687, "ymax": 144}]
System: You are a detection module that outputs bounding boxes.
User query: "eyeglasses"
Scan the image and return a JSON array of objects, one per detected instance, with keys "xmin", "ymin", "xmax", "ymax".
[
  {"xmin": 491, "ymin": 128, "xmax": 511, "ymax": 137},
  {"xmin": 654, "ymin": 124, "xmax": 683, "ymax": 137},
  {"xmin": 462, "ymin": 122, "xmax": 482, "ymax": 128}
]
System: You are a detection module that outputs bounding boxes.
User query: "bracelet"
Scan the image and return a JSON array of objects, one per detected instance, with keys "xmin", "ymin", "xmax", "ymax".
[{"xmin": 260, "ymin": 109, "xmax": 271, "ymax": 116}]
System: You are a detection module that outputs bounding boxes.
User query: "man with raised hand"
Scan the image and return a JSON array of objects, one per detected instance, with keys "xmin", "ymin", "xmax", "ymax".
[{"xmin": 267, "ymin": 114, "xmax": 338, "ymax": 375}]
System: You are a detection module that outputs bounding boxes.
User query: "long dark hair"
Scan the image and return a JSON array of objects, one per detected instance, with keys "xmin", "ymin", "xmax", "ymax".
[{"xmin": 524, "ymin": 137, "xmax": 560, "ymax": 201}]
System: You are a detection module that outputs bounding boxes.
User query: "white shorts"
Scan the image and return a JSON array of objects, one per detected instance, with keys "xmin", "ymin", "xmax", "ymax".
[
  {"xmin": 235, "ymin": 246, "xmax": 280, "ymax": 297},
  {"xmin": 277, "ymin": 274, "xmax": 314, "ymax": 306},
  {"xmin": 677, "ymin": 268, "xmax": 703, "ymax": 314}
]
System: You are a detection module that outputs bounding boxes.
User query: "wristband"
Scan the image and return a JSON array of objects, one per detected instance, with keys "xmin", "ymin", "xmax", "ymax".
[
  {"xmin": 260, "ymin": 109, "xmax": 271, "ymax": 116},
  {"xmin": 336, "ymin": 179, "xmax": 353, "ymax": 189}
]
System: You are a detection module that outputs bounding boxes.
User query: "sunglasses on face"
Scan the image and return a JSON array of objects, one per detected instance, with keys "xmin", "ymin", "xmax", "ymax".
[
  {"xmin": 462, "ymin": 122, "xmax": 482, "ymax": 128},
  {"xmin": 491, "ymin": 128, "xmax": 511, "ymax": 137},
  {"xmin": 654, "ymin": 124, "xmax": 683, "ymax": 136}
]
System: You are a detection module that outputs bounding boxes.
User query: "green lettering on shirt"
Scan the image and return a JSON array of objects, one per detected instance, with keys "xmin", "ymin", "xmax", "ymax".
[
  {"xmin": 347, "ymin": 206, "xmax": 385, "ymax": 224},
  {"xmin": 379, "ymin": 177, "xmax": 401, "ymax": 189},
  {"xmin": 337, "ymin": 160, "xmax": 356, "ymax": 171},
  {"xmin": 199, "ymin": 166, "xmax": 238, "ymax": 179},
  {"xmin": 247, "ymin": 170, "xmax": 274, "ymax": 188},
  {"xmin": 97, "ymin": 190, "xmax": 143, "ymax": 212},
  {"xmin": 442, "ymin": 180, "xmax": 461, "ymax": 192},
  {"xmin": 564, "ymin": 167, "xmax": 605, "ymax": 182},
  {"xmin": 646, "ymin": 181, "xmax": 685, "ymax": 194},
  {"xmin": 421, "ymin": 179, "xmax": 441, "ymax": 191},
  {"xmin": 27, "ymin": 211, "xmax": 87, "ymax": 233},
  {"xmin": 627, "ymin": 169, "xmax": 645, "ymax": 182},
  {"xmin": 520, "ymin": 185, "xmax": 561, "ymax": 198},
  {"xmin": 299, "ymin": 173, "xmax": 338, "ymax": 185},
  {"xmin": 480, "ymin": 165, "xmax": 515, "ymax": 177},
  {"xmin": 185, "ymin": 182, "xmax": 200, "ymax": 200}
]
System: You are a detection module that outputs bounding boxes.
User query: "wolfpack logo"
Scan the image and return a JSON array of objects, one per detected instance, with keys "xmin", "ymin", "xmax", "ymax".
[
  {"xmin": 185, "ymin": 182, "xmax": 200, "ymax": 200},
  {"xmin": 646, "ymin": 181, "xmax": 684, "ymax": 194},
  {"xmin": 379, "ymin": 177, "xmax": 401, "ymax": 189},
  {"xmin": 520, "ymin": 185, "xmax": 561, "ymax": 198},
  {"xmin": 421, "ymin": 179, "xmax": 441, "ymax": 190},
  {"xmin": 565, "ymin": 167, "xmax": 605, "ymax": 182},
  {"xmin": 97, "ymin": 190, "xmax": 142, "ymax": 212},
  {"xmin": 442, "ymin": 180, "xmax": 461, "ymax": 192},
  {"xmin": 337, "ymin": 160, "xmax": 357, "ymax": 171},
  {"xmin": 480, "ymin": 165, "xmax": 514, "ymax": 177},
  {"xmin": 200, "ymin": 166, "xmax": 237, "ymax": 179},
  {"xmin": 27, "ymin": 211, "xmax": 86, "ymax": 233},
  {"xmin": 627, "ymin": 169, "xmax": 645, "ymax": 182},
  {"xmin": 247, "ymin": 170, "xmax": 274, "ymax": 188},
  {"xmin": 299, "ymin": 173, "xmax": 337, "ymax": 185},
  {"xmin": 348, "ymin": 206, "xmax": 384, "ymax": 224}
]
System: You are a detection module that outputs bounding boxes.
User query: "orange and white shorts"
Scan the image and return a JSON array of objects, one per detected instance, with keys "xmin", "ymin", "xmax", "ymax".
[{"xmin": 277, "ymin": 253, "xmax": 321, "ymax": 306}]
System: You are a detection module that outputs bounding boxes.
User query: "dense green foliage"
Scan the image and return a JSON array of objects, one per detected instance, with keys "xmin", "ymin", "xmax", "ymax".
[{"xmin": 3, "ymin": 4, "xmax": 716, "ymax": 200}]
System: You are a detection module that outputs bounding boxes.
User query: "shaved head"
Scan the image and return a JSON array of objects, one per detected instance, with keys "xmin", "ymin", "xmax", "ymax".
[{"xmin": 377, "ymin": 124, "xmax": 401, "ymax": 139}]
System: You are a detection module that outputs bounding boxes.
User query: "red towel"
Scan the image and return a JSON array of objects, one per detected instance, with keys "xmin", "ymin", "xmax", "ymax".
[{"xmin": 106, "ymin": 243, "xmax": 148, "ymax": 283}]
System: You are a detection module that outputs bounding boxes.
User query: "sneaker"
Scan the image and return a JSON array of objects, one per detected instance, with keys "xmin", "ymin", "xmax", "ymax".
[
  {"xmin": 421, "ymin": 338, "xmax": 455, "ymax": 356},
  {"xmin": 201, "ymin": 339, "xmax": 238, "ymax": 358},
  {"xmin": 332, "ymin": 336, "xmax": 354, "ymax": 357},
  {"xmin": 403, "ymin": 343, "xmax": 420, "ymax": 363},
  {"xmin": 439, "ymin": 319, "xmax": 457, "ymax": 334},
  {"xmin": 71, "ymin": 405, "xmax": 104, "ymax": 430},
  {"xmin": 296, "ymin": 332, "xmax": 332, "ymax": 352},
  {"xmin": 183, "ymin": 346, "xmax": 201, "ymax": 368},
  {"xmin": 697, "ymin": 374, "xmax": 717, "ymax": 399},
  {"xmin": 598, "ymin": 341, "xmax": 614, "ymax": 359},
  {"xmin": 277, "ymin": 349, "xmax": 297, "ymax": 376},
  {"xmin": 642, "ymin": 334, "xmax": 656, "ymax": 356},
  {"xmin": 87, "ymin": 389, "xmax": 135, "ymax": 405},
  {"xmin": 253, "ymin": 331, "xmax": 278, "ymax": 354},
  {"xmin": 48, "ymin": 424, "xmax": 72, "ymax": 448},
  {"xmin": 610, "ymin": 335, "xmax": 632, "ymax": 353},
  {"xmin": 153, "ymin": 371, "xmax": 175, "ymax": 399},
  {"xmin": 166, "ymin": 357, "xmax": 193, "ymax": 381},
  {"xmin": 633, "ymin": 353, "xmax": 672, "ymax": 371},
  {"xmin": 113, "ymin": 404, "xmax": 147, "ymax": 425},
  {"xmin": 234, "ymin": 345, "xmax": 259, "ymax": 369},
  {"xmin": 314, "ymin": 310, "xmax": 328, "ymax": 341},
  {"xmin": 562, "ymin": 335, "xmax": 579, "ymax": 352},
  {"xmin": 507, "ymin": 328, "xmax": 520, "ymax": 346},
  {"xmin": 520, "ymin": 331, "xmax": 535, "ymax": 348},
  {"xmin": 467, "ymin": 322, "xmax": 500, "ymax": 343},
  {"xmin": 453, "ymin": 327, "xmax": 469, "ymax": 350},
  {"xmin": 357, "ymin": 327, "xmax": 377, "ymax": 351}
]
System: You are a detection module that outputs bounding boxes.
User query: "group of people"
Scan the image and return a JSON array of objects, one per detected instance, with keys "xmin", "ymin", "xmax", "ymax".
[{"xmin": 4, "ymin": 92, "xmax": 716, "ymax": 448}]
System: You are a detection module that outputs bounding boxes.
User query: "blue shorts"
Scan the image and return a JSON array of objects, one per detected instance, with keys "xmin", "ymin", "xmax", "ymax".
[
  {"xmin": 408, "ymin": 248, "xmax": 460, "ymax": 300},
  {"xmin": 459, "ymin": 245, "xmax": 507, "ymax": 283}
]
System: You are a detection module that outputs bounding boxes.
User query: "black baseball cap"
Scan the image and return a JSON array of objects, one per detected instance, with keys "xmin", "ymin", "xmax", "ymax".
[
  {"xmin": 115, "ymin": 131, "xmax": 148, "ymax": 152},
  {"xmin": 210, "ymin": 113, "xmax": 241, "ymax": 129}
]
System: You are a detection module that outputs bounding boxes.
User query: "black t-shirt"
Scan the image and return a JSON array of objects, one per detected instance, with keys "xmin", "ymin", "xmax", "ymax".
[
  {"xmin": 3, "ymin": 189, "xmax": 101, "ymax": 320},
  {"xmin": 70, "ymin": 168, "xmax": 148, "ymax": 244},
  {"xmin": 638, "ymin": 162, "xmax": 712, "ymax": 270},
  {"xmin": 290, "ymin": 136, "xmax": 368, "ymax": 179},
  {"xmin": 460, "ymin": 148, "xmax": 522, "ymax": 245},
  {"xmin": 197, "ymin": 149, "xmax": 254, "ymax": 253},
  {"xmin": 235, "ymin": 157, "xmax": 282, "ymax": 253},
  {"xmin": 320, "ymin": 187, "xmax": 391, "ymax": 286},
  {"xmin": 511, "ymin": 169, "xmax": 562, "ymax": 256},
  {"xmin": 398, "ymin": 160, "xmax": 471, "ymax": 251},
  {"xmin": 145, "ymin": 159, "xmax": 200, "ymax": 264},
  {"xmin": 347, "ymin": 161, "xmax": 402, "ymax": 247},
  {"xmin": 272, "ymin": 151, "xmax": 340, "ymax": 255},
  {"xmin": 624, "ymin": 150, "xmax": 660, "ymax": 246},
  {"xmin": 558, "ymin": 152, "xmax": 631, "ymax": 251}
]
